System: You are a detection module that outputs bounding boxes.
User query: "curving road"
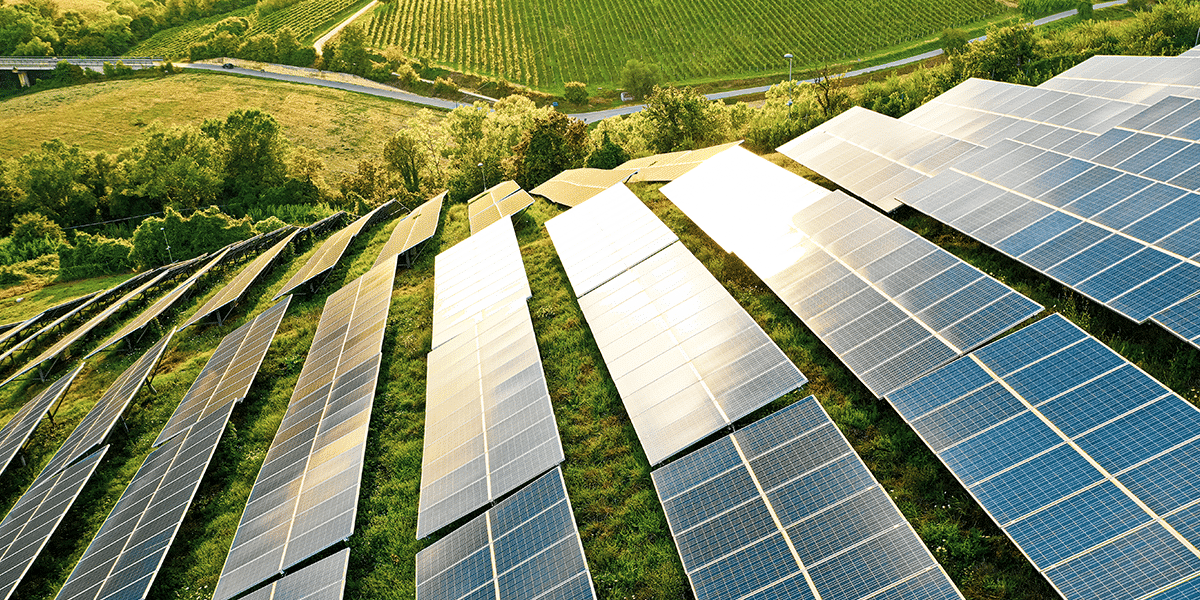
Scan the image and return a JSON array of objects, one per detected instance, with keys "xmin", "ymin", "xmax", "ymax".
[{"xmin": 180, "ymin": 62, "xmax": 460, "ymax": 109}]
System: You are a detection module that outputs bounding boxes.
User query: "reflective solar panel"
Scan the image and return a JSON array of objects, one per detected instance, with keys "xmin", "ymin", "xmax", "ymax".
[
  {"xmin": 40, "ymin": 330, "xmax": 173, "ymax": 479},
  {"xmin": 274, "ymin": 201, "xmax": 396, "ymax": 300},
  {"xmin": 529, "ymin": 168, "xmax": 637, "ymax": 207},
  {"xmin": 1039, "ymin": 55, "xmax": 1200, "ymax": 106},
  {"xmin": 662, "ymin": 150, "xmax": 1041, "ymax": 397},
  {"xmin": 652, "ymin": 396, "xmax": 963, "ymax": 600},
  {"xmin": 417, "ymin": 301, "xmax": 563, "ymax": 538},
  {"xmin": 432, "ymin": 218, "xmax": 530, "ymax": 349},
  {"xmin": 0, "ymin": 364, "xmax": 83, "ymax": 478},
  {"xmin": 87, "ymin": 249, "xmax": 232, "ymax": 358},
  {"xmin": 544, "ymin": 183, "xmax": 678, "ymax": 297},
  {"xmin": 54, "ymin": 401, "xmax": 237, "ymax": 600},
  {"xmin": 618, "ymin": 141, "xmax": 744, "ymax": 182},
  {"xmin": 156, "ymin": 296, "xmax": 291, "ymax": 446},
  {"xmin": 240, "ymin": 548, "xmax": 349, "ymax": 600},
  {"xmin": 0, "ymin": 291, "xmax": 100, "ymax": 353},
  {"xmin": 888, "ymin": 314, "xmax": 1200, "ymax": 599},
  {"xmin": 778, "ymin": 106, "xmax": 985, "ymax": 212},
  {"xmin": 215, "ymin": 257, "xmax": 395, "ymax": 600},
  {"xmin": 374, "ymin": 191, "xmax": 446, "ymax": 268},
  {"xmin": 467, "ymin": 181, "xmax": 534, "ymax": 235},
  {"xmin": 416, "ymin": 468, "xmax": 596, "ymax": 600},
  {"xmin": 0, "ymin": 445, "xmax": 107, "ymax": 600},
  {"xmin": 181, "ymin": 228, "xmax": 300, "ymax": 329}
]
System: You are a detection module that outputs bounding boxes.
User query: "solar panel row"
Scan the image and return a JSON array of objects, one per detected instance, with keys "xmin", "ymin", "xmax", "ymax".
[
  {"xmin": 888, "ymin": 314, "xmax": 1200, "ymax": 600},
  {"xmin": 0, "ymin": 291, "xmax": 101, "ymax": 352},
  {"xmin": 529, "ymin": 168, "xmax": 637, "ymax": 208},
  {"xmin": 618, "ymin": 141, "xmax": 744, "ymax": 183},
  {"xmin": 374, "ymin": 191, "xmax": 446, "ymax": 268},
  {"xmin": 466, "ymin": 181, "xmax": 535, "ymax": 235},
  {"xmin": 416, "ymin": 468, "xmax": 596, "ymax": 600},
  {"xmin": 651, "ymin": 395, "xmax": 963, "ymax": 600},
  {"xmin": 662, "ymin": 147, "xmax": 1041, "ymax": 397},
  {"xmin": 0, "ymin": 446, "xmax": 108, "ymax": 600},
  {"xmin": 39, "ymin": 330, "xmax": 174, "ymax": 479},
  {"xmin": 240, "ymin": 548, "xmax": 349, "ymax": 600},
  {"xmin": 1038, "ymin": 55, "xmax": 1200, "ymax": 105},
  {"xmin": 274, "ymin": 201, "xmax": 396, "ymax": 300},
  {"xmin": 431, "ymin": 218, "xmax": 531, "ymax": 350},
  {"xmin": 0, "ymin": 364, "xmax": 84, "ymax": 478},
  {"xmin": 181, "ymin": 228, "xmax": 301, "ymax": 329},
  {"xmin": 215, "ymin": 255, "xmax": 396, "ymax": 600}
]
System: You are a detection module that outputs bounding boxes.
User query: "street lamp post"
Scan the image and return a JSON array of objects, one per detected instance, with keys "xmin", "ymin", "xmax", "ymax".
[
  {"xmin": 477, "ymin": 162, "xmax": 485, "ymax": 192},
  {"xmin": 159, "ymin": 227, "xmax": 173, "ymax": 263},
  {"xmin": 784, "ymin": 53, "xmax": 794, "ymax": 82}
]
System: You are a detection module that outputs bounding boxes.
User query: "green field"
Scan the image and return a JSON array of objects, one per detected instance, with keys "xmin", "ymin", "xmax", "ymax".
[
  {"xmin": 128, "ymin": 0, "xmax": 372, "ymax": 58},
  {"xmin": 358, "ymin": 0, "xmax": 1009, "ymax": 88}
]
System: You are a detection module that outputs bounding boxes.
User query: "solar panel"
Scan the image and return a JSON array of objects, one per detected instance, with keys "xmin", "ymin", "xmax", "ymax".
[
  {"xmin": 181, "ymin": 228, "xmax": 300, "ymax": 329},
  {"xmin": 662, "ymin": 149, "xmax": 1042, "ymax": 397},
  {"xmin": 887, "ymin": 313, "xmax": 1200, "ymax": 600},
  {"xmin": 466, "ymin": 181, "xmax": 534, "ymax": 235},
  {"xmin": 214, "ymin": 256, "xmax": 395, "ymax": 600},
  {"xmin": 1039, "ymin": 55, "xmax": 1200, "ymax": 106},
  {"xmin": 39, "ymin": 330, "xmax": 173, "ymax": 479},
  {"xmin": 529, "ymin": 168, "xmax": 637, "ymax": 207},
  {"xmin": 0, "ymin": 445, "xmax": 107, "ymax": 600},
  {"xmin": 619, "ymin": 141, "xmax": 744, "ymax": 182},
  {"xmin": 417, "ymin": 301, "xmax": 563, "ymax": 538},
  {"xmin": 543, "ymin": 183, "xmax": 678, "ymax": 297},
  {"xmin": 0, "ymin": 364, "xmax": 84, "ymax": 478},
  {"xmin": 374, "ymin": 191, "xmax": 446, "ymax": 268},
  {"xmin": 239, "ymin": 548, "xmax": 349, "ymax": 600},
  {"xmin": 156, "ymin": 296, "xmax": 291, "ymax": 446},
  {"xmin": 778, "ymin": 106, "xmax": 985, "ymax": 212},
  {"xmin": 416, "ymin": 468, "xmax": 596, "ymax": 600},
  {"xmin": 87, "ymin": 249, "xmax": 232, "ymax": 358},
  {"xmin": 274, "ymin": 201, "xmax": 396, "ymax": 300},
  {"xmin": 0, "ymin": 292, "xmax": 101, "ymax": 352},
  {"xmin": 53, "ymin": 401, "xmax": 237, "ymax": 600},
  {"xmin": 432, "ymin": 218, "xmax": 530, "ymax": 349},
  {"xmin": 652, "ymin": 395, "xmax": 963, "ymax": 600}
]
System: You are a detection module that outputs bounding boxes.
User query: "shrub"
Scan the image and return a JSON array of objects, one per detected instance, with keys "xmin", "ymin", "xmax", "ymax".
[
  {"xmin": 58, "ymin": 232, "xmax": 133, "ymax": 280},
  {"xmin": 1077, "ymin": 1, "xmax": 1093, "ymax": 19},
  {"xmin": 564, "ymin": 81, "xmax": 588, "ymax": 105},
  {"xmin": 941, "ymin": 29, "xmax": 969, "ymax": 55},
  {"xmin": 253, "ymin": 215, "xmax": 288, "ymax": 235},
  {"xmin": 11, "ymin": 213, "xmax": 64, "ymax": 248},
  {"xmin": 433, "ymin": 76, "xmax": 457, "ymax": 96},
  {"xmin": 130, "ymin": 206, "xmax": 254, "ymax": 269},
  {"xmin": 620, "ymin": 59, "xmax": 662, "ymax": 100}
]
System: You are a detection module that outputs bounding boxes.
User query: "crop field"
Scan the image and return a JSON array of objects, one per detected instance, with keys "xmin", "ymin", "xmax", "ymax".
[
  {"xmin": 359, "ymin": 0, "xmax": 1008, "ymax": 88},
  {"xmin": 128, "ymin": 0, "xmax": 371, "ymax": 58}
]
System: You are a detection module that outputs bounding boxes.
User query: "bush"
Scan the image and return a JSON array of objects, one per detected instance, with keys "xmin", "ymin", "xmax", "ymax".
[
  {"xmin": 941, "ymin": 29, "xmax": 969, "ymax": 55},
  {"xmin": 1077, "ymin": 1, "xmax": 1093, "ymax": 19},
  {"xmin": 1019, "ymin": 0, "xmax": 1075, "ymax": 18},
  {"xmin": 564, "ymin": 81, "xmax": 588, "ymax": 105},
  {"xmin": 433, "ymin": 76, "xmax": 457, "ymax": 96},
  {"xmin": 253, "ymin": 215, "xmax": 288, "ymax": 235},
  {"xmin": 0, "ymin": 254, "xmax": 57, "ymax": 286},
  {"xmin": 130, "ymin": 206, "xmax": 254, "ymax": 269},
  {"xmin": 620, "ymin": 59, "xmax": 662, "ymax": 100},
  {"xmin": 58, "ymin": 232, "xmax": 133, "ymax": 280},
  {"xmin": 393, "ymin": 63, "xmax": 419, "ymax": 86},
  {"xmin": 11, "ymin": 213, "xmax": 64, "ymax": 248}
]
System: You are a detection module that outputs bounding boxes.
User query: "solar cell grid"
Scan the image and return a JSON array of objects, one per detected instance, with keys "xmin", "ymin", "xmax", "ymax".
[
  {"xmin": 1039, "ymin": 55, "xmax": 1200, "ymax": 106},
  {"xmin": 239, "ymin": 548, "xmax": 349, "ymax": 600},
  {"xmin": 466, "ymin": 181, "xmax": 534, "ymax": 235},
  {"xmin": 181, "ymin": 228, "xmax": 299, "ymax": 329},
  {"xmin": 651, "ymin": 396, "xmax": 963, "ymax": 600},
  {"xmin": 529, "ymin": 168, "xmax": 636, "ymax": 207},
  {"xmin": 0, "ymin": 445, "xmax": 107, "ymax": 600},
  {"xmin": 619, "ymin": 141, "xmax": 743, "ymax": 183},
  {"xmin": 887, "ymin": 314, "xmax": 1200, "ymax": 599},
  {"xmin": 0, "ymin": 291, "xmax": 99, "ymax": 352},
  {"xmin": 0, "ymin": 364, "xmax": 83, "ymax": 478},
  {"xmin": 432, "ymin": 218, "xmax": 530, "ymax": 349},
  {"xmin": 374, "ymin": 191, "xmax": 446, "ymax": 268},
  {"xmin": 274, "ymin": 201, "xmax": 394, "ymax": 300},
  {"xmin": 415, "ymin": 468, "xmax": 596, "ymax": 600}
]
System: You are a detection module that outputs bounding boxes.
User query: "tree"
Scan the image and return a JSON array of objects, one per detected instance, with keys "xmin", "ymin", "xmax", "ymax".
[
  {"xmin": 341, "ymin": 159, "xmax": 390, "ymax": 206},
  {"xmin": 11, "ymin": 212, "xmax": 63, "ymax": 247},
  {"xmin": 941, "ymin": 28, "xmax": 969, "ymax": 55},
  {"xmin": 327, "ymin": 24, "xmax": 369, "ymax": 76},
  {"xmin": 1077, "ymin": 1, "xmax": 1093, "ymax": 19},
  {"xmin": 238, "ymin": 33, "xmax": 277, "ymax": 62},
  {"xmin": 564, "ymin": 81, "xmax": 588, "ymax": 105},
  {"xmin": 275, "ymin": 27, "xmax": 314, "ymax": 67},
  {"xmin": 620, "ymin": 59, "xmax": 662, "ymax": 100},
  {"xmin": 956, "ymin": 23, "xmax": 1039, "ymax": 81},
  {"xmin": 13, "ymin": 36, "xmax": 53, "ymax": 56},
  {"xmin": 10, "ymin": 140, "xmax": 99, "ymax": 229},
  {"xmin": 510, "ymin": 111, "xmax": 589, "ymax": 189},
  {"xmin": 586, "ymin": 131, "xmax": 630, "ymax": 169},
  {"xmin": 205, "ymin": 109, "xmax": 290, "ymax": 202},
  {"xmin": 811, "ymin": 65, "xmax": 851, "ymax": 118},
  {"xmin": 383, "ymin": 130, "xmax": 428, "ymax": 196},
  {"xmin": 643, "ymin": 86, "xmax": 722, "ymax": 153},
  {"xmin": 119, "ymin": 124, "xmax": 223, "ymax": 210}
]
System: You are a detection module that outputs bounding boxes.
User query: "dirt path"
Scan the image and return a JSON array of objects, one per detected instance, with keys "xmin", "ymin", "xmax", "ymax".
[{"xmin": 314, "ymin": 0, "xmax": 379, "ymax": 56}]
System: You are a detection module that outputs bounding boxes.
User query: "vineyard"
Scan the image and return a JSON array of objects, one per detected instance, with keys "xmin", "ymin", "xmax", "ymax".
[
  {"xmin": 127, "ymin": 0, "xmax": 372, "ymax": 57},
  {"xmin": 360, "ymin": 0, "xmax": 1009, "ymax": 88}
]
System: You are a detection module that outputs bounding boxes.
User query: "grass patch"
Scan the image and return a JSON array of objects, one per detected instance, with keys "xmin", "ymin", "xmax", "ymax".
[{"xmin": 0, "ymin": 273, "xmax": 133, "ymax": 324}]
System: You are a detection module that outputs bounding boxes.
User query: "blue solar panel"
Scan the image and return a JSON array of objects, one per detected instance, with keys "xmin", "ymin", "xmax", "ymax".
[
  {"xmin": 1045, "ymin": 235, "xmax": 1145, "ymax": 287},
  {"xmin": 1076, "ymin": 247, "xmax": 1180, "ymax": 303},
  {"xmin": 1037, "ymin": 364, "xmax": 1172, "ymax": 436},
  {"xmin": 1153, "ymin": 294, "xmax": 1200, "ymax": 345},
  {"xmin": 1110, "ymin": 263, "xmax": 1200, "ymax": 321},
  {"xmin": 1119, "ymin": 439, "xmax": 1200, "ymax": 515},
  {"xmin": 996, "ymin": 211, "xmax": 1081, "ymax": 257},
  {"xmin": 1044, "ymin": 524, "xmax": 1200, "ymax": 600},
  {"xmin": 912, "ymin": 383, "xmax": 1023, "ymax": 452},
  {"xmin": 1006, "ymin": 482, "xmax": 1149, "ymax": 569},
  {"xmin": 941, "ymin": 411, "xmax": 1060, "ymax": 485},
  {"xmin": 1077, "ymin": 398, "xmax": 1200, "ymax": 473},
  {"xmin": 1150, "ymin": 576, "xmax": 1200, "ymax": 599},
  {"xmin": 971, "ymin": 313, "xmax": 1086, "ymax": 376}
]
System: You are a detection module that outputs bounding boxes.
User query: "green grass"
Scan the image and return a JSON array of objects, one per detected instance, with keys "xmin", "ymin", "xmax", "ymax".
[
  {"xmin": 0, "ymin": 273, "xmax": 133, "ymax": 325},
  {"xmin": 357, "ymin": 0, "xmax": 1009, "ymax": 89},
  {"xmin": 0, "ymin": 152, "xmax": 1197, "ymax": 600}
]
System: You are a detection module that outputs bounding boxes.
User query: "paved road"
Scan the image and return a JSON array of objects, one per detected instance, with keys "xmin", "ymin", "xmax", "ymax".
[{"xmin": 180, "ymin": 62, "xmax": 460, "ymax": 109}]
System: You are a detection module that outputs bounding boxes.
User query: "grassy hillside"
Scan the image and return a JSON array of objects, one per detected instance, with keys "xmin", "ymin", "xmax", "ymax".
[
  {"xmin": 357, "ymin": 0, "xmax": 1009, "ymax": 89},
  {"xmin": 0, "ymin": 149, "xmax": 1195, "ymax": 600},
  {"xmin": 0, "ymin": 71, "xmax": 441, "ymax": 178}
]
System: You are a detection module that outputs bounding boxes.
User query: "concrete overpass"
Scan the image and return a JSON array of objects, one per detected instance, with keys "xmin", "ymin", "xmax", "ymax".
[{"xmin": 1, "ymin": 57, "xmax": 163, "ymax": 86}]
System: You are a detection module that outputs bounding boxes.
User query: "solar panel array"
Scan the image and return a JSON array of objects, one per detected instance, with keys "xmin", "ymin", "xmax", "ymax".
[
  {"xmin": 0, "ymin": 446, "xmax": 108, "ymax": 600},
  {"xmin": 157, "ymin": 296, "xmax": 292, "ymax": 445},
  {"xmin": 274, "ymin": 201, "xmax": 395, "ymax": 299},
  {"xmin": 215, "ymin": 255, "xmax": 396, "ymax": 600},
  {"xmin": 87, "ymin": 249, "xmax": 232, "ymax": 358},
  {"xmin": 618, "ymin": 141, "xmax": 744, "ymax": 182},
  {"xmin": 240, "ymin": 548, "xmax": 349, "ymax": 600},
  {"xmin": 662, "ymin": 148, "xmax": 1041, "ymax": 397},
  {"xmin": 0, "ymin": 292, "xmax": 100, "ymax": 352},
  {"xmin": 181, "ymin": 228, "xmax": 300, "ymax": 328},
  {"xmin": 778, "ymin": 106, "xmax": 984, "ymax": 212},
  {"xmin": 416, "ymin": 468, "xmax": 596, "ymax": 600},
  {"xmin": 467, "ymin": 181, "xmax": 535, "ymax": 234},
  {"xmin": 543, "ymin": 183, "xmax": 678, "ymax": 297},
  {"xmin": 1038, "ymin": 55, "xmax": 1200, "ymax": 105},
  {"xmin": 652, "ymin": 395, "xmax": 964, "ymax": 600},
  {"xmin": 374, "ymin": 191, "xmax": 446, "ymax": 268},
  {"xmin": 0, "ymin": 364, "xmax": 84, "ymax": 477},
  {"xmin": 888, "ymin": 314, "xmax": 1200, "ymax": 600},
  {"xmin": 418, "ymin": 300, "xmax": 563, "ymax": 538},
  {"xmin": 431, "ymin": 218, "xmax": 531, "ymax": 349},
  {"xmin": 39, "ymin": 330, "xmax": 174, "ymax": 479},
  {"xmin": 529, "ymin": 168, "xmax": 637, "ymax": 207}
]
